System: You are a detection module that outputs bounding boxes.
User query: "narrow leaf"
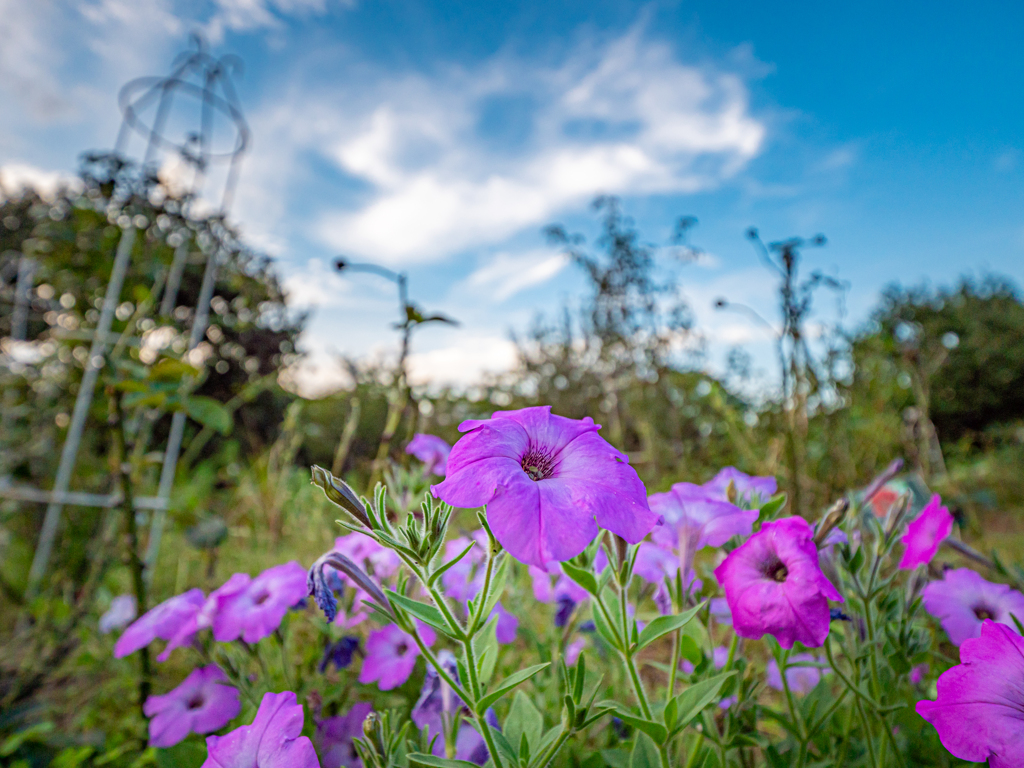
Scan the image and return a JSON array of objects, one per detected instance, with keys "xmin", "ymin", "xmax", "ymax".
[
  {"xmin": 407, "ymin": 754, "xmax": 478, "ymax": 768},
  {"xmin": 561, "ymin": 561, "xmax": 599, "ymax": 595},
  {"xmin": 670, "ymin": 671, "xmax": 737, "ymax": 735},
  {"xmin": 386, "ymin": 591, "xmax": 457, "ymax": 637},
  {"xmin": 611, "ymin": 706, "xmax": 667, "ymax": 745},
  {"xmin": 427, "ymin": 541, "xmax": 476, "ymax": 587},
  {"xmin": 635, "ymin": 602, "xmax": 706, "ymax": 651},
  {"xmin": 630, "ymin": 733, "xmax": 661, "ymax": 768},
  {"xmin": 476, "ymin": 663, "xmax": 550, "ymax": 713}
]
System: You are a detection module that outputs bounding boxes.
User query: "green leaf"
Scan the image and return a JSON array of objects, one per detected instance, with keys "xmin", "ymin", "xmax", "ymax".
[
  {"xmin": 428, "ymin": 541, "xmax": 476, "ymax": 587},
  {"xmin": 670, "ymin": 671, "xmax": 737, "ymax": 734},
  {"xmin": 505, "ymin": 690, "xmax": 544, "ymax": 753},
  {"xmin": 561, "ymin": 561, "xmax": 599, "ymax": 595},
  {"xmin": 407, "ymin": 754, "xmax": 479, "ymax": 768},
  {"xmin": 386, "ymin": 591, "xmax": 457, "ymax": 637},
  {"xmin": 148, "ymin": 357, "xmax": 199, "ymax": 381},
  {"xmin": 487, "ymin": 726, "xmax": 519, "ymax": 765},
  {"xmin": 608, "ymin": 706, "xmax": 667, "ymax": 745},
  {"xmin": 630, "ymin": 733, "xmax": 661, "ymax": 768},
  {"xmin": 0, "ymin": 723, "xmax": 54, "ymax": 756},
  {"xmin": 476, "ymin": 663, "xmax": 550, "ymax": 712},
  {"xmin": 473, "ymin": 614, "xmax": 499, "ymax": 684},
  {"xmin": 679, "ymin": 635, "xmax": 702, "ymax": 667},
  {"xmin": 757, "ymin": 493, "xmax": 787, "ymax": 523},
  {"xmin": 184, "ymin": 395, "xmax": 233, "ymax": 435},
  {"xmin": 635, "ymin": 602, "xmax": 705, "ymax": 651},
  {"xmin": 600, "ymin": 749, "xmax": 631, "ymax": 768},
  {"xmin": 664, "ymin": 696, "xmax": 678, "ymax": 730}
]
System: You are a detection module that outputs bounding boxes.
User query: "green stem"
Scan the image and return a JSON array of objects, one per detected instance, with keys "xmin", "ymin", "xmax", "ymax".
[
  {"xmin": 658, "ymin": 744, "xmax": 672, "ymax": 768},
  {"xmin": 532, "ymin": 728, "xmax": 570, "ymax": 768},
  {"xmin": 683, "ymin": 734, "xmax": 705, "ymax": 768},
  {"xmin": 854, "ymin": 696, "xmax": 879, "ymax": 768},
  {"xmin": 667, "ymin": 629, "xmax": 681, "ymax": 700},
  {"xmin": 469, "ymin": 548, "xmax": 497, "ymax": 632},
  {"xmin": 775, "ymin": 648, "xmax": 806, "ymax": 741}
]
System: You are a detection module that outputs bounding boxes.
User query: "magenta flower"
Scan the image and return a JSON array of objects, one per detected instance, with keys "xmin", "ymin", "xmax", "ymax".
[
  {"xmin": 359, "ymin": 622, "xmax": 437, "ymax": 691},
  {"xmin": 431, "ymin": 406, "xmax": 657, "ymax": 568},
  {"xmin": 909, "ymin": 663, "xmax": 929, "ymax": 685},
  {"xmin": 316, "ymin": 702, "xmax": 372, "ymax": 768},
  {"xmin": 681, "ymin": 645, "xmax": 729, "ymax": 675},
  {"xmin": 565, "ymin": 638, "xmax": 586, "ymax": 666},
  {"xmin": 766, "ymin": 654, "xmax": 826, "ymax": 695},
  {"xmin": 922, "ymin": 567, "xmax": 1024, "ymax": 646},
  {"xmin": 633, "ymin": 542, "xmax": 703, "ymax": 589},
  {"xmin": 649, "ymin": 483, "xmax": 759, "ymax": 576},
  {"xmin": 898, "ymin": 494, "xmax": 953, "ymax": 569},
  {"xmin": 917, "ymin": 620, "xmax": 1024, "ymax": 766},
  {"xmin": 703, "ymin": 467, "xmax": 777, "ymax": 507},
  {"xmin": 713, "ymin": 516, "xmax": 843, "ymax": 649},
  {"xmin": 211, "ymin": 563, "xmax": 309, "ymax": 645},
  {"xmin": 100, "ymin": 594, "xmax": 137, "ymax": 634},
  {"xmin": 440, "ymin": 531, "xmax": 490, "ymax": 602},
  {"xmin": 145, "ymin": 665, "xmax": 240, "ymax": 748},
  {"xmin": 492, "ymin": 603, "xmax": 519, "ymax": 644},
  {"xmin": 114, "ymin": 588, "xmax": 204, "ymax": 658},
  {"xmin": 202, "ymin": 691, "xmax": 319, "ymax": 768},
  {"xmin": 407, "ymin": 434, "xmax": 452, "ymax": 476}
]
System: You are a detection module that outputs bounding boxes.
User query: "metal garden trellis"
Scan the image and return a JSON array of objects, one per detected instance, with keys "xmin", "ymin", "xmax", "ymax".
[{"xmin": 0, "ymin": 37, "xmax": 251, "ymax": 597}]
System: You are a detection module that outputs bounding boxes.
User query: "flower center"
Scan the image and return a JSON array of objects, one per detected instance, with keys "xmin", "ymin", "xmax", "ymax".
[
  {"xmin": 764, "ymin": 559, "xmax": 788, "ymax": 583},
  {"xmin": 253, "ymin": 591, "xmax": 270, "ymax": 606},
  {"xmin": 521, "ymin": 449, "xmax": 555, "ymax": 481},
  {"xmin": 186, "ymin": 694, "xmax": 205, "ymax": 710},
  {"xmin": 396, "ymin": 642, "xmax": 409, "ymax": 656},
  {"xmin": 973, "ymin": 605, "xmax": 995, "ymax": 620}
]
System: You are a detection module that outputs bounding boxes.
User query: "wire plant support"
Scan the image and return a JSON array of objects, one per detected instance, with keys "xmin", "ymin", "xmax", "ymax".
[{"xmin": 2, "ymin": 36, "xmax": 251, "ymax": 598}]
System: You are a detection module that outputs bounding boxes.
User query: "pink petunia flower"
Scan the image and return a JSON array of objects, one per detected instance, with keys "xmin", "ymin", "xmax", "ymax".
[
  {"xmin": 145, "ymin": 665, "xmax": 240, "ymax": 748},
  {"xmin": 316, "ymin": 702, "xmax": 372, "ymax": 768},
  {"xmin": 431, "ymin": 406, "xmax": 658, "ymax": 568},
  {"xmin": 649, "ymin": 483, "xmax": 759, "ymax": 577},
  {"xmin": 908, "ymin": 663, "xmax": 929, "ymax": 685},
  {"xmin": 565, "ymin": 638, "xmax": 586, "ymax": 666},
  {"xmin": 406, "ymin": 434, "xmax": 452, "ymax": 476},
  {"xmin": 714, "ymin": 516, "xmax": 843, "ymax": 649},
  {"xmin": 916, "ymin": 620, "xmax": 1024, "ymax": 767},
  {"xmin": 114, "ymin": 588, "xmax": 205, "ymax": 658},
  {"xmin": 202, "ymin": 691, "xmax": 319, "ymax": 768},
  {"xmin": 766, "ymin": 654, "xmax": 826, "ymax": 695},
  {"xmin": 898, "ymin": 494, "xmax": 953, "ymax": 569},
  {"xmin": 702, "ymin": 467, "xmax": 777, "ymax": 507},
  {"xmin": 680, "ymin": 645, "xmax": 730, "ymax": 675},
  {"xmin": 359, "ymin": 622, "xmax": 437, "ymax": 691},
  {"xmin": 209, "ymin": 563, "xmax": 309, "ymax": 645},
  {"xmin": 922, "ymin": 567, "xmax": 1024, "ymax": 646}
]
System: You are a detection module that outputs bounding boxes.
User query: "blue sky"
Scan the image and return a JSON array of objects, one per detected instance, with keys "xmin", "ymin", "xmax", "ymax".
[{"xmin": 3, "ymin": 0, "xmax": 1023, "ymax": 394}]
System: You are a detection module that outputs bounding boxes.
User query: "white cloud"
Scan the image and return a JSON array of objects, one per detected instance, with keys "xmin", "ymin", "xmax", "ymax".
[
  {"xmin": 282, "ymin": 258, "xmax": 352, "ymax": 307},
  {"xmin": 308, "ymin": 24, "xmax": 764, "ymax": 265},
  {"xmin": 0, "ymin": 163, "xmax": 81, "ymax": 200},
  {"xmin": 203, "ymin": 0, "xmax": 354, "ymax": 43},
  {"xmin": 464, "ymin": 249, "xmax": 569, "ymax": 302},
  {"xmin": 407, "ymin": 335, "xmax": 519, "ymax": 387}
]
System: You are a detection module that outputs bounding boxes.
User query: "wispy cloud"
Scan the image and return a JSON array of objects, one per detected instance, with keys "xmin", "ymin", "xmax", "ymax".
[
  {"xmin": 307, "ymin": 25, "xmax": 764, "ymax": 265},
  {"xmin": 463, "ymin": 249, "xmax": 570, "ymax": 302}
]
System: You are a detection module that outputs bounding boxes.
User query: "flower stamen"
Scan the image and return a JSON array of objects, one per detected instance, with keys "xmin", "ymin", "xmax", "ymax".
[{"xmin": 521, "ymin": 449, "xmax": 555, "ymax": 481}]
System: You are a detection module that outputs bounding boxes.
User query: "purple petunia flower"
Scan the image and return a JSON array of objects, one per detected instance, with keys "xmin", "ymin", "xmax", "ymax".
[
  {"xmin": 766, "ymin": 654, "xmax": 826, "ymax": 695},
  {"xmin": 431, "ymin": 406, "xmax": 658, "ymax": 568},
  {"xmin": 649, "ymin": 483, "xmax": 759, "ymax": 577},
  {"xmin": 709, "ymin": 597, "xmax": 732, "ymax": 626},
  {"xmin": 114, "ymin": 588, "xmax": 205, "ymax": 658},
  {"xmin": 702, "ymin": 467, "xmax": 777, "ymax": 507},
  {"xmin": 908, "ymin": 663, "xmax": 929, "ymax": 685},
  {"xmin": 407, "ymin": 434, "xmax": 452, "ymax": 476},
  {"xmin": 411, "ymin": 651, "xmax": 495, "ymax": 765},
  {"xmin": 898, "ymin": 494, "xmax": 953, "ymax": 569},
  {"xmin": 359, "ymin": 622, "xmax": 437, "ymax": 691},
  {"xmin": 211, "ymin": 563, "xmax": 309, "ymax": 645},
  {"xmin": 100, "ymin": 594, "xmax": 137, "ymax": 634},
  {"xmin": 922, "ymin": 567, "xmax": 1024, "ymax": 646},
  {"xmin": 316, "ymin": 702, "xmax": 372, "ymax": 768},
  {"xmin": 916, "ymin": 620, "xmax": 1024, "ymax": 767},
  {"xmin": 144, "ymin": 665, "xmax": 240, "ymax": 748},
  {"xmin": 714, "ymin": 516, "xmax": 843, "ymax": 649},
  {"xmin": 202, "ymin": 691, "xmax": 319, "ymax": 768},
  {"xmin": 332, "ymin": 534, "xmax": 401, "ymax": 583}
]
